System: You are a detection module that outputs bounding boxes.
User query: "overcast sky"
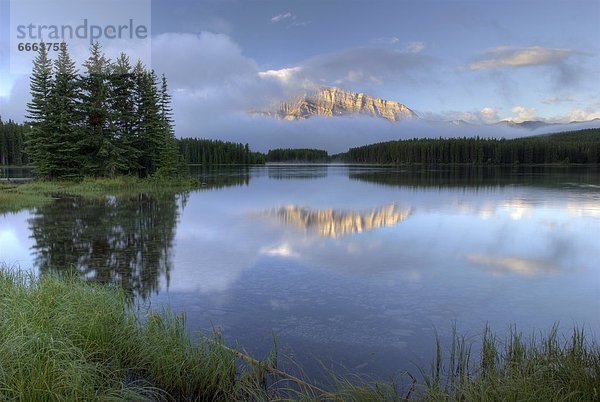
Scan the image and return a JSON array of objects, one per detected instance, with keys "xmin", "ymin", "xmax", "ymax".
[{"xmin": 1, "ymin": 0, "xmax": 599, "ymax": 151}]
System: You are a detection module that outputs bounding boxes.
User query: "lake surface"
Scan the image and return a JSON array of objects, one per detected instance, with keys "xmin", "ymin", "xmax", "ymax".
[{"xmin": 1, "ymin": 165, "xmax": 599, "ymax": 381}]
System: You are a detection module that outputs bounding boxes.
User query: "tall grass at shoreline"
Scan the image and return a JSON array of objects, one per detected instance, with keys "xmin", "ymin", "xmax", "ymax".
[
  {"xmin": 0, "ymin": 266, "xmax": 598, "ymax": 401},
  {"xmin": 423, "ymin": 325, "xmax": 600, "ymax": 401},
  {"xmin": 0, "ymin": 176, "xmax": 199, "ymax": 215},
  {"xmin": 0, "ymin": 267, "xmax": 248, "ymax": 401}
]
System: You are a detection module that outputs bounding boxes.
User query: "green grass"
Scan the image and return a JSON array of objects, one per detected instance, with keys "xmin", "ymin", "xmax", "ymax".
[
  {"xmin": 0, "ymin": 188, "xmax": 50, "ymax": 214},
  {"xmin": 0, "ymin": 266, "xmax": 252, "ymax": 401},
  {"xmin": 1, "ymin": 266, "xmax": 598, "ymax": 401},
  {"xmin": 0, "ymin": 176, "xmax": 199, "ymax": 215},
  {"xmin": 422, "ymin": 325, "xmax": 600, "ymax": 401}
]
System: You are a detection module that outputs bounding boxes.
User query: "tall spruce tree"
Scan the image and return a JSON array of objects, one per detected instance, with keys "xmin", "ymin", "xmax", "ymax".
[
  {"xmin": 25, "ymin": 42, "xmax": 53, "ymax": 177},
  {"xmin": 79, "ymin": 42, "xmax": 111, "ymax": 176},
  {"xmin": 107, "ymin": 53, "xmax": 141, "ymax": 175},
  {"xmin": 46, "ymin": 43, "xmax": 81, "ymax": 179},
  {"xmin": 156, "ymin": 74, "xmax": 179, "ymax": 177},
  {"xmin": 134, "ymin": 65, "xmax": 162, "ymax": 177}
]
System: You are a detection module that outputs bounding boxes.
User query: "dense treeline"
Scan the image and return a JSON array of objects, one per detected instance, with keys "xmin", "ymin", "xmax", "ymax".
[
  {"xmin": 266, "ymin": 148, "xmax": 329, "ymax": 162},
  {"xmin": 0, "ymin": 118, "xmax": 30, "ymax": 166},
  {"xmin": 26, "ymin": 42, "xmax": 180, "ymax": 179},
  {"xmin": 178, "ymin": 138, "xmax": 265, "ymax": 165},
  {"xmin": 343, "ymin": 129, "xmax": 600, "ymax": 165},
  {"xmin": 535, "ymin": 128, "xmax": 600, "ymax": 143}
]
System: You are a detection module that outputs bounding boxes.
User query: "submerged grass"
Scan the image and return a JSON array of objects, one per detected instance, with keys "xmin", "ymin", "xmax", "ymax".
[
  {"xmin": 0, "ymin": 176, "xmax": 199, "ymax": 215},
  {"xmin": 1, "ymin": 265, "xmax": 598, "ymax": 401}
]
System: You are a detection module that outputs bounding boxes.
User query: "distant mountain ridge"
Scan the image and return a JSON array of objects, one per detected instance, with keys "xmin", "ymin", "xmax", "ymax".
[
  {"xmin": 495, "ymin": 120, "xmax": 552, "ymax": 130},
  {"xmin": 256, "ymin": 86, "xmax": 600, "ymax": 129},
  {"xmin": 496, "ymin": 118, "xmax": 600, "ymax": 130},
  {"xmin": 263, "ymin": 87, "xmax": 418, "ymax": 122}
]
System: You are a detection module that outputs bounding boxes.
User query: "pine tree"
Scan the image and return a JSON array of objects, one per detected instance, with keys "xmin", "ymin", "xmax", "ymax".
[
  {"xmin": 46, "ymin": 43, "xmax": 82, "ymax": 179},
  {"xmin": 156, "ymin": 74, "xmax": 180, "ymax": 177},
  {"xmin": 23, "ymin": 44, "xmax": 187, "ymax": 179},
  {"xmin": 107, "ymin": 53, "xmax": 141, "ymax": 175},
  {"xmin": 25, "ymin": 42, "xmax": 53, "ymax": 177},
  {"xmin": 79, "ymin": 42, "xmax": 111, "ymax": 176},
  {"xmin": 134, "ymin": 65, "xmax": 162, "ymax": 177}
]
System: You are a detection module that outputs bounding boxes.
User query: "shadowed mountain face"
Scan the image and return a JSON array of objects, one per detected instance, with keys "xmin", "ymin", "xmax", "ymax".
[
  {"xmin": 265, "ymin": 203, "xmax": 412, "ymax": 238},
  {"xmin": 265, "ymin": 87, "xmax": 417, "ymax": 122}
]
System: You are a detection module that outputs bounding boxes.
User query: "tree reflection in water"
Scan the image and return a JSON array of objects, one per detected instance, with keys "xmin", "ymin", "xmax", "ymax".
[{"xmin": 28, "ymin": 193, "xmax": 187, "ymax": 299}]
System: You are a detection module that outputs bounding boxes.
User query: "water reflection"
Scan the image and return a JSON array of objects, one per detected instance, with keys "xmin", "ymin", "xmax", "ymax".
[
  {"xmin": 267, "ymin": 165, "xmax": 328, "ymax": 180},
  {"xmin": 263, "ymin": 203, "xmax": 412, "ymax": 238},
  {"xmin": 465, "ymin": 254, "xmax": 558, "ymax": 276},
  {"xmin": 349, "ymin": 165, "xmax": 600, "ymax": 188},
  {"xmin": 28, "ymin": 193, "xmax": 185, "ymax": 299},
  {"xmin": 190, "ymin": 165, "xmax": 250, "ymax": 189}
]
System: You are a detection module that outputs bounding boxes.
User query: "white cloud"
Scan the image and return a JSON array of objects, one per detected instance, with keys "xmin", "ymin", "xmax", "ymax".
[
  {"xmin": 470, "ymin": 46, "xmax": 578, "ymax": 70},
  {"xmin": 421, "ymin": 107, "xmax": 500, "ymax": 124},
  {"xmin": 152, "ymin": 32, "xmax": 259, "ymax": 90},
  {"xmin": 567, "ymin": 108, "xmax": 600, "ymax": 122},
  {"xmin": 258, "ymin": 66, "xmax": 304, "ymax": 85},
  {"xmin": 480, "ymin": 107, "xmax": 499, "ymax": 122},
  {"xmin": 508, "ymin": 106, "xmax": 538, "ymax": 122},
  {"xmin": 271, "ymin": 12, "xmax": 293, "ymax": 23}
]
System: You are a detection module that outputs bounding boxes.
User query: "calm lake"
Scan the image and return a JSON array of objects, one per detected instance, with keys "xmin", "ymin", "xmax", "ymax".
[{"xmin": 1, "ymin": 165, "xmax": 599, "ymax": 381}]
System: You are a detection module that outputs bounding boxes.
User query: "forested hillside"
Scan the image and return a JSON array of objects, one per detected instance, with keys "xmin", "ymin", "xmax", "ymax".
[
  {"xmin": 0, "ymin": 118, "xmax": 30, "ymax": 166},
  {"xmin": 266, "ymin": 148, "xmax": 329, "ymax": 162},
  {"xmin": 178, "ymin": 138, "xmax": 265, "ymax": 165},
  {"xmin": 342, "ymin": 128, "xmax": 600, "ymax": 164}
]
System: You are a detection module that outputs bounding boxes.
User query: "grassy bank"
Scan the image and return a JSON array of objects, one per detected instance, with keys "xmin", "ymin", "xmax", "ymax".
[
  {"xmin": 0, "ymin": 176, "xmax": 199, "ymax": 214},
  {"xmin": 423, "ymin": 326, "xmax": 600, "ymax": 401},
  {"xmin": 0, "ymin": 267, "xmax": 598, "ymax": 401},
  {"xmin": 0, "ymin": 267, "xmax": 249, "ymax": 401}
]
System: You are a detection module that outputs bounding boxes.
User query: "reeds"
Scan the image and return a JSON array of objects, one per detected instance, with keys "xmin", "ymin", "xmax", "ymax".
[
  {"xmin": 0, "ymin": 267, "xmax": 242, "ymax": 401},
  {"xmin": 423, "ymin": 324, "xmax": 600, "ymax": 401},
  {"xmin": 1, "ymin": 266, "xmax": 598, "ymax": 401}
]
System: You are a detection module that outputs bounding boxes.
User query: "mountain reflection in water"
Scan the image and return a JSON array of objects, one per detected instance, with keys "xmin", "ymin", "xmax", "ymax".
[{"xmin": 264, "ymin": 203, "xmax": 412, "ymax": 238}]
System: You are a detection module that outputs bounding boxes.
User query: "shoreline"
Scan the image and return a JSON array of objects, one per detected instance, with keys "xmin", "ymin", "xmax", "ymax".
[
  {"xmin": 0, "ymin": 176, "xmax": 199, "ymax": 214},
  {"xmin": 0, "ymin": 266, "xmax": 597, "ymax": 401}
]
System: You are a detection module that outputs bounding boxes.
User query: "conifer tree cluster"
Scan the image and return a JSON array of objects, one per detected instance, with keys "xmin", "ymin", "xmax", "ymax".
[
  {"xmin": 0, "ymin": 117, "xmax": 30, "ymax": 166},
  {"xmin": 266, "ymin": 148, "xmax": 328, "ymax": 162},
  {"xmin": 343, "ymin": 129, "xmax": 600, "ymax": 165},
  {"xmin": 178, "ymin": 138, "xmax": 265, "ymax": 165},
  {"xmin": 26, "ymin": 42, "xmax": 180, "ymax": 179}
]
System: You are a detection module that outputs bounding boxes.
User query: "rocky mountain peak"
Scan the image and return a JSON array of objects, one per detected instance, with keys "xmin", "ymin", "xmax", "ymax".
[{"xmin": 267, "ymin": 87, "xmax": 418, "ymax": 122}]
